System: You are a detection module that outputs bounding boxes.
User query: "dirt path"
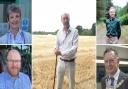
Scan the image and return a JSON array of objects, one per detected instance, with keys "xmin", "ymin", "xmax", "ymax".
[
  {"xmin": 97, "ymin": 28, "xmax": 106, "ymax": 44},
  {"xmin": 97, "ymin": 23, "xmax": 128, "ymax": 44}
]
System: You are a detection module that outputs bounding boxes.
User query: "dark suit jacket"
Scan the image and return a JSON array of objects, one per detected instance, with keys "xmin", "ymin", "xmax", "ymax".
[{"xmin": 101, "ymin": 71, "xmax": 128, "ymax": 89}]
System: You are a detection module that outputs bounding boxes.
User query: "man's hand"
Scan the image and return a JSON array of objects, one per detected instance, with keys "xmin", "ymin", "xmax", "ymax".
[{"xmin": 54, "ymin": 48, "xmax": 61, "ymax": 56}]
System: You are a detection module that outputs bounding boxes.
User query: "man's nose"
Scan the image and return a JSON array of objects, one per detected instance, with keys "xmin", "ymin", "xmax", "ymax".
[
  {"xmin": 107, "ymin": 61, "xmax": 111, "ymax": 66},
  {"xmin": 13, "ymin": 62, "xmax": 17, "ymax": 66},
  {"xmin": 12, "ymin": 61, "xmax": 18, "ymax": 66},
  {"xmin": 64, "ymin": 19, "xmax": 68, "ymax": 22},
  {"xmin": 14, "ymin": 17, "xmax": 17, "ymax": 21}
]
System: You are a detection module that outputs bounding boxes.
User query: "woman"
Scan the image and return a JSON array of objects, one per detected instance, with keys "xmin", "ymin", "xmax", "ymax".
[{"xmin": 0, "ymin": 4, "xmax": 31, "ymax": 44}]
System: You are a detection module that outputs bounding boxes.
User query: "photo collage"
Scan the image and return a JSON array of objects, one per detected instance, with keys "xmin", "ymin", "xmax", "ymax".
[{"xmin": 0, "ymin": 0, "xmax": 128, "ymax": 89}]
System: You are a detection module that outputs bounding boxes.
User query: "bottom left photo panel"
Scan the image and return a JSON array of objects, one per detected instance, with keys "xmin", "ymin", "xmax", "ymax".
[{"xmin": 0, "ymin": 45, "xmax": 32, "ymax": 89}]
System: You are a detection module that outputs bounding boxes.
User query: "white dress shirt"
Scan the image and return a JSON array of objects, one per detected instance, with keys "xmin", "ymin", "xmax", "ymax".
[
  {"xmin": 106, "ymin": 68, "xmax": 120, "ymax": 87},
  {"xmin": 56, "ymin": 27, "xmax": 79, "ymax": 60}
]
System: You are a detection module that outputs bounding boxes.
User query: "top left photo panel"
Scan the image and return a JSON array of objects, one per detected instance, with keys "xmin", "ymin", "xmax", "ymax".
[{"xmin": 0, "ymin": 0, "xmax": 32, "ymax": 44}]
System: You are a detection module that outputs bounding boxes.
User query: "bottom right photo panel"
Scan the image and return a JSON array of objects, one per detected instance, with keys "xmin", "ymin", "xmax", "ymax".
[{"xmin": 97, "ymin": 45, "xmax": 128, "ymax": 89}]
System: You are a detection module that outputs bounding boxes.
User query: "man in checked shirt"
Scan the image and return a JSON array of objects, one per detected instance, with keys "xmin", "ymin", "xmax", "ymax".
[{"xmin": 54, "ymin": 13, "xmax": 79, "ymax": 89}]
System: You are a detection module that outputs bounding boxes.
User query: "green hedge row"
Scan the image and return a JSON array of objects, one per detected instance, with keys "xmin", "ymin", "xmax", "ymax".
[{"xmin": 119, "ymin": 14, "xmax": 128, "ymax": 25}]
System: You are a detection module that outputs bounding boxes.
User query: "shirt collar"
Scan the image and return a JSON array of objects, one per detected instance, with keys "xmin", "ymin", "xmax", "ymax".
[
  {"xmin": 8, "ymin": 28, "xmax": 22, "ymax": 34},
  {"xmin": 109, "ymin": 68, "xmax": 120, "ymax": 81},
  {"xmin": 109, "ymin": 17, "xmax": 115, "ymax": 21},
  {"xmin": 63, "ymin": 27, "xmax": 71, "ymax": 34},
  {"xmin": 5, "ymin": 71, "xmax": 20, "ymax": 80}
]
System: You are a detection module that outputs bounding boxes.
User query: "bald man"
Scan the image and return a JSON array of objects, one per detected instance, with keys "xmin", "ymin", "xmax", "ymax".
[
  {"xmin": 54, "ymin": 13, "xmax": 79, "ymax": 89},
  {"xmin": 0, "ymin": 49, "xmax": 31, "ymax": 89}
]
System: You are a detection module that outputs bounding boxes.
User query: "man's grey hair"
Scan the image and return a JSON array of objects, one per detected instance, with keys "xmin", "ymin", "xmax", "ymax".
[{"xmin": 103, "ymin": 47, "xmax": 119, "ymax": 57}]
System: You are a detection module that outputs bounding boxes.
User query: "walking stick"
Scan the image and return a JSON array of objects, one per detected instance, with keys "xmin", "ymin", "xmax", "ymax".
[{"xmin": 53, "ymin": 55, "xmax": 57, "ymax": 89}]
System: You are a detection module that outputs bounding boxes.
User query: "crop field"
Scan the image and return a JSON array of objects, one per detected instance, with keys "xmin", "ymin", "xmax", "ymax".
[{"xmin": 32, "ymin": 35, "xmax": 96, "ymax": 89}]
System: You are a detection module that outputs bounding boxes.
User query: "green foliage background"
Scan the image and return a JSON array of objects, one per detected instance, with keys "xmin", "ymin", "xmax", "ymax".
[{"xmin": 97, "ymin": 0, "xmax": 128, "ymax": 25}]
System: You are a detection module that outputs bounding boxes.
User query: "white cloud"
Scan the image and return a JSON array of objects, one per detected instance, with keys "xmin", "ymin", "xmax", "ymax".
[{"xmin": 32, "ymin": 0, "xmax": 96, "ymax": 32}]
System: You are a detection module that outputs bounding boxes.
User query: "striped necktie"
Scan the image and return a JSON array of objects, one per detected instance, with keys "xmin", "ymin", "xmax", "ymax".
[{"xmin": 110, "ymin": 77, "xmax": 114, "ymax": 86}]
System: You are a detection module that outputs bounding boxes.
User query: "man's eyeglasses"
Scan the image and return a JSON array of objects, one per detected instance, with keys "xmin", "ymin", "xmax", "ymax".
[{"xmin": 7, "ymin": 59, "xmax": 21, "ymax": 64}]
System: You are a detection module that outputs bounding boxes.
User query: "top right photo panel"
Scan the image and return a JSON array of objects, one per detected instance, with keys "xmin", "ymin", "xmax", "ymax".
[{"xmin": 97, "ymin": 0, "xmax": 128, "ymax": 44}]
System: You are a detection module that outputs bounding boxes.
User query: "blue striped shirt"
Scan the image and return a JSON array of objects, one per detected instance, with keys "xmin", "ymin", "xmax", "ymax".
[
  {"xmin": 7, "ymin": 29, "xmax": 25, "ymax": 44},
  {"xmin": 0, "ymin": 72, "xmax": 31, "ymax": 89}
]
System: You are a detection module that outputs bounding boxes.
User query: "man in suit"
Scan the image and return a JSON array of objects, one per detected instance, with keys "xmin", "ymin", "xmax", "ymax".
[{"xmin": 101, "ymin": 48, "xmax": 128, "ymax": 89}]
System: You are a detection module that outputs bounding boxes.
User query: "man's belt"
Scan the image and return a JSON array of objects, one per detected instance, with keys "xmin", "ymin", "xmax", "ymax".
[{"xmin": 60, "ymin": 58, "xmax": 75, "ymax": 62}]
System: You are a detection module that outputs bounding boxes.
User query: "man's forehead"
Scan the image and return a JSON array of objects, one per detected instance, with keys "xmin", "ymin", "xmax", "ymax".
[
  {"xmin": 7, "ymin": 49, "xmax": 21, "ymax": 57},
  {"xmin": 104, "ymin": 51, "xmax": 117, "ymax": 59},
  {"xmin": 61, "ymin": 13, "xmax": 70, "ymax": 18}
]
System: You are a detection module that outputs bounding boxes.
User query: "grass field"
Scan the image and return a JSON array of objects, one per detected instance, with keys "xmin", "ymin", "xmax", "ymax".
[
  {"xmin": 32, "ymin": 35, "xmax": 96, "ymax": 89},
  {"xmin": 97, "ymin": 22, "xmax": 128, "ymax": 44}
]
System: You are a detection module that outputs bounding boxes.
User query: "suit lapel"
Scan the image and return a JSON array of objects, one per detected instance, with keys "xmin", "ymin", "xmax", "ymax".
[
  {"xmin": 117, "ymin": 71, "xmax": 127, "ymax": 89},
  {"xmin": 117, "ymin": 71, "xmax": 125, "ymax": 84},
  {"xmin": 103, "ymin": 75, "xmax": 109, "ymax": 89},
  {"xmin": 117, "ymin": 72, "xmax": 122, "ymax": 84}
]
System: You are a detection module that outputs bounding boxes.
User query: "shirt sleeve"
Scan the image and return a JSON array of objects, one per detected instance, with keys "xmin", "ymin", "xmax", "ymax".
[
  {"xmin": 105, "ymin": 19, "xmax": 108, "ymax": 31},
  {"xmin": 55, "ymin": 31, "xmax": 60, "ymax": 49},
  {"xmin": 23, "ymin": 31, "xmax": 32, "ymax": 44},
  {"xmin": 117, "ymin": 21, "xmax": 121, "ymax": 39},
  {"xmin": 24, "ymin": 74, "xmax": 32, "ymax": 89},
  {"xmin": 61, "ymin": 29, "xmax": 79, "ymax": 57},
  {"xmin": 0, "ymin": 73, "xmax": 5, "ymax": 89}
]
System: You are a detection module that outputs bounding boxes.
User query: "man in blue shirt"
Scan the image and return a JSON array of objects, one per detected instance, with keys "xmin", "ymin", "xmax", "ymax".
[{"xmin": 0, "ymin": 48, "xmax": 31, "ymax": 89}]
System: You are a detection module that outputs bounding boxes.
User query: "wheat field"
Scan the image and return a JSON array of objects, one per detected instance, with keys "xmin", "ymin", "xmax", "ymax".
[{"xmin": 32, "ymin": 35, "xmax": 96, "ymax": 89}]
